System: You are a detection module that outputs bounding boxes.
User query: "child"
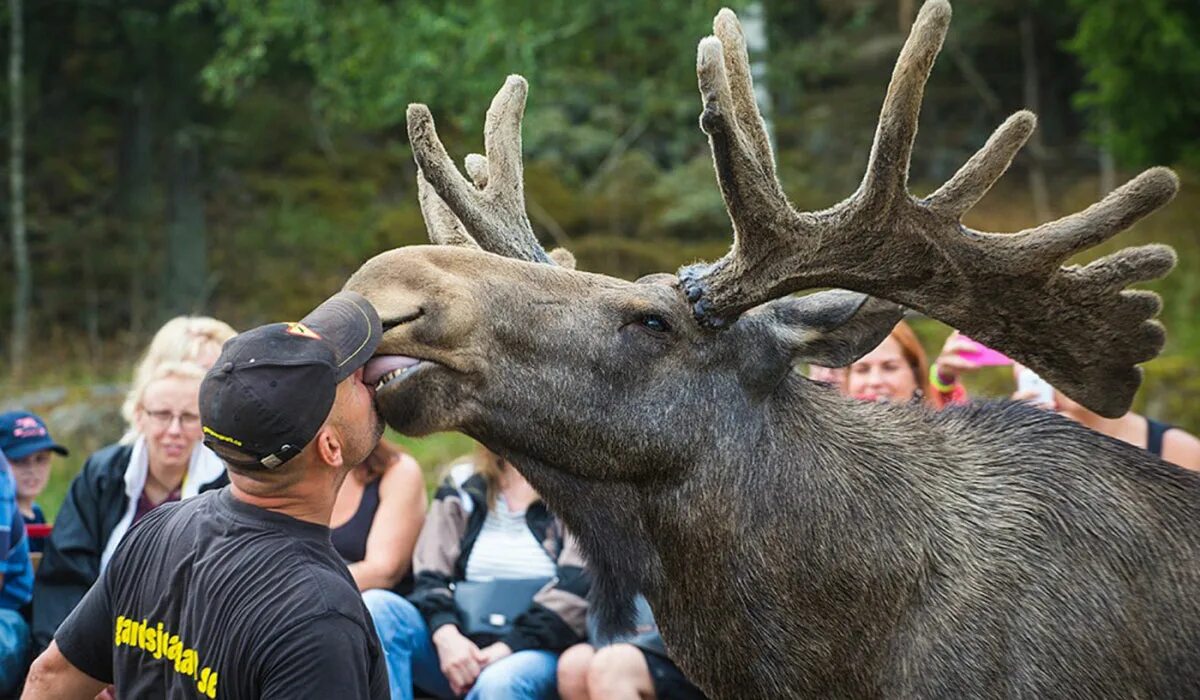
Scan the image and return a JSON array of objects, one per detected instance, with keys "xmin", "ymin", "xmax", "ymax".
[{"xmin": 0, "ymin": 411, "xmax": 69, "ymax": 551}]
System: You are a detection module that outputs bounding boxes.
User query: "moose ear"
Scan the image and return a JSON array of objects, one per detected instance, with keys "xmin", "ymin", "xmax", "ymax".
[{"xmin": 763, "ymin": 290, "xmax": 905, "ymax": 368}]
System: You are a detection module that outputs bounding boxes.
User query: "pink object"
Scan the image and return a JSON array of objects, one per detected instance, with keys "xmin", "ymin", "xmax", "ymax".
[{"xmin": 955, "ymin": 336, "xmax": 1012, "ymax": 366}]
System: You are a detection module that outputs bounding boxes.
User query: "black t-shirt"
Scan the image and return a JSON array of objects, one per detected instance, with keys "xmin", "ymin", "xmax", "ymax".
[{"xmin": 55, "ymin": 487, "xmax": 388, "ymax": 700}]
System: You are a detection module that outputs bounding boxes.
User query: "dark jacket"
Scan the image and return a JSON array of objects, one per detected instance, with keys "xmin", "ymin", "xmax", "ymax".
[
  {"xmin": 408, "ymin": 469, "xmax": 590, "ymax": 653},
  {"xmin": 31, "ymin": 443, "xmax": 227, "ymax": 650}
]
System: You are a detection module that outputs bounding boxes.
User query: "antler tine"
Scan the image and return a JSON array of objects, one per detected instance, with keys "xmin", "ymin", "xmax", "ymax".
[
  {"xmin": 712, "ymin": 9, "xmax": 777, "ymax": 183},
  {"xmin": 416, "ymin": 168, "xmax": 482, "ymax": 250},
  {"xmin": 679, "ymin": 15, "xmax": 807, "ymax": 323},
  {"xmin": 858, "ymin": 0, "xmax": 951, "ymax": 205},
  {"xmin": 926, "ymin": 111, "xmax": 1036, "ymax": 216},
  {"xmin": 1012, "ymin": 167, "xmax": 1179, "ymax": 266},
  {"xmin": 679, "ymin": 0, "xmax": 1181, "ymax": 417},
  {"xmin": 406, "ymin": 76, "xmax": 553, "ymax": 265}
]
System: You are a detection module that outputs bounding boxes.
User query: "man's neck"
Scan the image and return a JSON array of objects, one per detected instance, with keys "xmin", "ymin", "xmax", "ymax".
[
  {"xmin": 228, "ymin": 474, "xmax": 342, "ymax": 526},
  {"xmin": 16, "ymin": 496, "xmax": 34, "ymax": 519}
]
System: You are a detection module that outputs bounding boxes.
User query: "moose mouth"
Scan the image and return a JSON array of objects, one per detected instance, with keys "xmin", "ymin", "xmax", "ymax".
[{"xmin": 364, "ymin": 354, "xmax": 430, "ymax": 392}]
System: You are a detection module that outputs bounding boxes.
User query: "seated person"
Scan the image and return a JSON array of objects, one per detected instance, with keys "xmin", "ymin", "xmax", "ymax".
[
  {"xmin": 32, "ymin": 362, "xmax": 227, "ymax": 651},
  {"xmin": 118, "ymin": 315, "xmax": 236, "ymax": 444},
  {"xmin": 558, "ymin": 594, "xmax": 708, "ymax": 700},
  {"xmin": 0, "ymin": 411, "xmax": 69, "ymax": 552},
  {"xmin": 331, "ymin": 437, "xmax": 426, "ymax": 593},
  {"xmin": 1012, "ymin": 364, "xmax": 1200, "ymax": 470},
  {"xmin": 0, "ymin": 452, "xmax": 33, "ymax": 696},
  {"xmin": 847, "ymin": 321, "xmax": 974, "ymax": 407},
  {"xmin": 363, "ymin": 446, "xmax": 588, "ymax": 700}
]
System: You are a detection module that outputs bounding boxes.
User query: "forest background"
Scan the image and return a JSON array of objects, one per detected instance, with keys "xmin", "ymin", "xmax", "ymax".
[{"xmin": 2, "ymin": 0, "xmax": 1199, "ymax": 516}]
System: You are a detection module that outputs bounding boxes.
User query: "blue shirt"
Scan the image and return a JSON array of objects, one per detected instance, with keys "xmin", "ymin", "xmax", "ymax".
[
  {"xmin": 23, "ymin": 503, "xmax": 45, "ymax": 554},
  {"xmin": 0, "ymin": 454, "xmax": 33, "ymax": 610}
]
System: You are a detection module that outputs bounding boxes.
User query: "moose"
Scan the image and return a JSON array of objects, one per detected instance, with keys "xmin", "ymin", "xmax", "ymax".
[{"xmin": 350, "ymin": 2, "xmax": 1200, "ymax": 697}]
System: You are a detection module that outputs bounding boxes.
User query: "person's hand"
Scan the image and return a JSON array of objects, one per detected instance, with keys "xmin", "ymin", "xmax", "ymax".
[
  {"xmin": 1011, "ymin": 387, "xmax": 1055, "ymax": 410},
  {"xmin": 932, "ymin": 331, "xmax": 981, "ymax": 387},
  {"xmin": 477, "ymin": 641, "xmax": 513, "ymax": 667},
  {"xmin": 1011, "ymin": 363, "xmax": 1056, "ymax": 411},
  {"xmin": 432, "ymin": 625, "xmax": 483, "ymax": 695}
]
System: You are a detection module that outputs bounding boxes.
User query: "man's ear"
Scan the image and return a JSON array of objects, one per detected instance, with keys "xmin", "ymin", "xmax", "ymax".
[
  {"xmin": 762, "ymin": 290, "xmax": 905, "ymax": 367},
  {"xmin": 313, "ymin": 426, "xmax": 346, "ymax": 469}
]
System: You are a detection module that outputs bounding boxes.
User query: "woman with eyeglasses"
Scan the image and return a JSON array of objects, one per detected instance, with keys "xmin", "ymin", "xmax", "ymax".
[{"xmin": 31, "ymin": 361, "xmax": 228, "ymax": 653}]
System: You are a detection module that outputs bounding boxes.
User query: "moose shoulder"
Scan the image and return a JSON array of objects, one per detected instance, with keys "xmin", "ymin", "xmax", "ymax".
[{"xmin": 347, "ymin": 1, "xmax": 1200, "ymax": 697}]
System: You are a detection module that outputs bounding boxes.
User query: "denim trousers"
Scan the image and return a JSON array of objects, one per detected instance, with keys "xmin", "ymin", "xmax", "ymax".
[
  {"xmin": 0, "ymin": 608, "xmax": 29, "ymax": 695},
  {"xmin": 363, "ymin": 589, "xmax": 559, "ymax": 700}
]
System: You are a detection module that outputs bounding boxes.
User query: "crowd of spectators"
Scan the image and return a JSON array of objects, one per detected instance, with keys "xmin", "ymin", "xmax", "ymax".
[{"xmin": 0, "ymin": 313, "xmax": 1194, "ymax": 698}]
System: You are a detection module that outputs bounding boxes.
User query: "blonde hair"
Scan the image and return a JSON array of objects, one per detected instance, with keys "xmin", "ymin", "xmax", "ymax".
[
  {"xmin": 131, "ymin": 361, "xmax": 206, "ymax": 412},
  {"xmin": 442, "ymin": 445, "xmax": 531, "ymax": 509},
  {"xmin": 121, "ymin": 316, "xmax": 236, "ymax": 442}
]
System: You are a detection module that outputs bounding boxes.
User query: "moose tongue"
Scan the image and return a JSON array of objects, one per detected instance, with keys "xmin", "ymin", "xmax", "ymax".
[{"xmin": 363, "ymin": 355, "xmax": 422, "ymax": 386}]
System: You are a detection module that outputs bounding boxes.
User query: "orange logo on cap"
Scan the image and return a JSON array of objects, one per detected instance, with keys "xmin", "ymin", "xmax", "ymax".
[{"xmin": 285, "ymin": 322, "xmax": 322, "ymax": 340}]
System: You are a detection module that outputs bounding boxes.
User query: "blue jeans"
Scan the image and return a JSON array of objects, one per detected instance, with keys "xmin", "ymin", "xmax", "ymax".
[
  {"xmin": 363, "ymin": 589, "xmax": 559, "ymax": 700},
  {"xmin": 0, "ymin": 608, "xmax": 29, "ymax": 695}
]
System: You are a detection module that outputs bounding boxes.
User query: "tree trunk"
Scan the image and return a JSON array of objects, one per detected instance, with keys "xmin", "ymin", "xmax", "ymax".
[
  {"xmin": 8, "ymin": 0, "xmax": 29, "ymax": 379},
  {"xmin": 1098, "ymin": 115, "xmax": 1117, "ymax": 195},
  {"xmin": 899, "ymin": 0, "xmax": 916, "ymax": 32},
  {"xmin": 1019, "ymin": 12, "xmax": 1052, "ymax": 222},
  {"xmin": 117, "ymin": 83, "xmax": 156, "ymax": 344},
  {"xmin": 163, "ymin": 130, "xmax": 207, "ymax": 316}
]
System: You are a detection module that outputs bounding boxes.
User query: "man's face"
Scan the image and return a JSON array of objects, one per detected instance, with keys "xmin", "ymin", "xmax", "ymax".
[{"xmin": 330, "ymin": 367, "xmax": 384, "ymax": 468}]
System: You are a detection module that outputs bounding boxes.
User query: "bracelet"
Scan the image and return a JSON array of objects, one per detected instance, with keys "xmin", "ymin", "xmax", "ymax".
[{"xmin": 929, "ymin": 364, "xmax": 956, "ymax": 393}]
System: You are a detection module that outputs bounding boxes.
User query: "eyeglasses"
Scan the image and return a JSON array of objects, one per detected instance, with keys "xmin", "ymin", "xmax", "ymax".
[{"xmin": 142, "ymin": 409, "xmax": 201, "ymax": 429}]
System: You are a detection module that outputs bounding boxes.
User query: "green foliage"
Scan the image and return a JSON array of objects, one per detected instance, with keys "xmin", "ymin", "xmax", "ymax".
[
  {"xmin": 1065, "ymin": 0, "xmax": 1200, "ymax": 168},
  {"xmin": 6, "ymin": 0, "xmax": 1199, "ymax": 436}
]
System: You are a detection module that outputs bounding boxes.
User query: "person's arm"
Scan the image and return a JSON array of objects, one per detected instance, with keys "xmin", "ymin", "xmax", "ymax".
[
  {"xmin": 1162, "ymin": 428, "xmax": 1200, "ymax": 471},
  {"xmin": 929, "ymin": 331, "xmax": 978, "ymax": 406},
  {"xmin": 347, "ymin": 454, "xmax": 427, "ymax": 591},
  {"xmin": 407, "ymin": 476, "xmax": 468, "ymax": 635},
  {"xmin": 21, "ymin": 641, "xmax": 107, "ymax": 700}
]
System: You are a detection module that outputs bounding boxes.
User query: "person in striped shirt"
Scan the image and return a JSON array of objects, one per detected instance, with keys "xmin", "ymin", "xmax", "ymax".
[{"xmin": 363, "ymin": 446, "xmax": 590, "ymax": 700}]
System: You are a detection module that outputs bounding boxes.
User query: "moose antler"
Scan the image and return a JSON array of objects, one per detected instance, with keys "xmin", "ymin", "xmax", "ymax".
[
  {"xmin": 679, "ymin": 1, "xmax": 1178, "ymax": 417},
  {"xmin": 407, "ymin": 76, "xmax": 554, "ymax": 265}
]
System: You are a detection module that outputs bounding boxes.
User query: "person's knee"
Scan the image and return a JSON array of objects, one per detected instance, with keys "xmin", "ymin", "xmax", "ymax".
[
  {"xmin": 587, "ymin": 644, "xmax": 649, "ymax": 695},
  {"xmin": 557, "ymin": 643, "xmax": 595, "ymax": 700},
  {"xmin": 472, "ymin": 651, "xmax": 556, "ymax": 699}
]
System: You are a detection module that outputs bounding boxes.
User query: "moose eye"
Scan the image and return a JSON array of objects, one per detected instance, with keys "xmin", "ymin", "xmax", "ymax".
[{"xmin": 639, "ymin": 315, "xmax": 672, "ymax": 334}]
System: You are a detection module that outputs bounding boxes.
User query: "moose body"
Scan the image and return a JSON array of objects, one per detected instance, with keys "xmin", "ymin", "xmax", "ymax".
[
  {"xmin": 594, "ymin": 394, "xmax": 1200, "ymax": 697},
  {"xmin": 349, "ymin": 0, "xmax": 1199, "ymax": 696}
]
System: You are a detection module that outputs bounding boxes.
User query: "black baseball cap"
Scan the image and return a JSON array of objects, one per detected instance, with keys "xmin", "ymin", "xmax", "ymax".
[{"xmin": 199, "ymin": 291, "xmax": 381, "ymax": 470}]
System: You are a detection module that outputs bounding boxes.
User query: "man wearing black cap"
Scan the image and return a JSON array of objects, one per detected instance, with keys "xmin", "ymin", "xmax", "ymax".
[{"xmin": 23, "ymin": 292, "xmax": 390, "ymax": 700}]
